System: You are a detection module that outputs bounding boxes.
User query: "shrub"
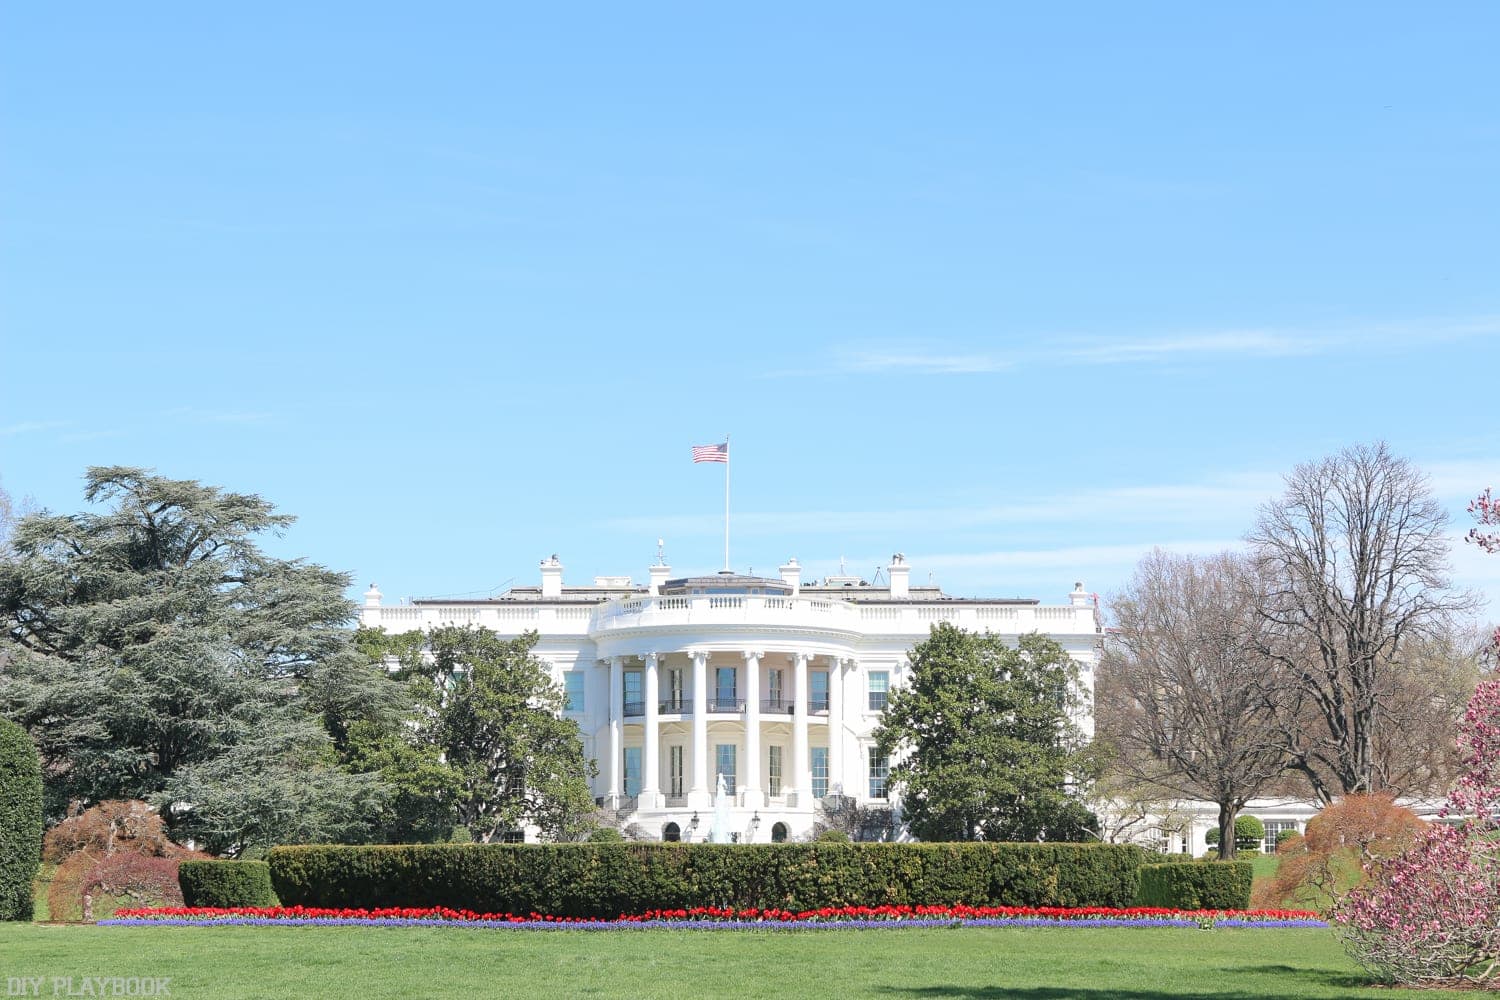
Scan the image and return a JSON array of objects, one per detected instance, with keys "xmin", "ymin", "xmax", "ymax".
[
  {"xmin": 179, "ymin": 861, "xmax": 276, "ymax": 907},
  {"xmin": 1253, "ymin": 795, "xmax": 1424, "ymax": 912},
  {"xmin": 1235, "ymin": 815, "xmax": 1265, "ymax": 852},
  {"xmin": 1204, "ymin": 816, "xmax": 1267, "ymax": 853},
  {"xmin": 586, "ymin": 828, "xmax": 625, "ymax": 843},
  {"xmin": 814, "ymin": 829, "xmax": 851, "ymax": 843},
  {"xmin": 0, "ymin": 719, "xmax": 43, "ymax": 921},
  {"xmin": 42, "ymin": 800, "xmax": 206, "ymax": 921},
  {"xmin": 269, "ymin": 842, "xmax": 1146, "ymax": 916},
  {"xmin": 1135, "ymin": 862, "xmax": 1253, "ymax": 910}
]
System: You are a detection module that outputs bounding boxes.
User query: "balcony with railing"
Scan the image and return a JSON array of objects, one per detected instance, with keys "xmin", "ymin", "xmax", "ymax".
[
  {"xmin": 590, "ymin": 593, "xmax": 860, "ymax": 635},
  {"xmin": 588, "ymin": 592, "xmax": 1098, "ymax": 638}
]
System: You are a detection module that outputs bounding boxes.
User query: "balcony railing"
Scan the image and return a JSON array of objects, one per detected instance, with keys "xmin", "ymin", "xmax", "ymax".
[
  {"xmin": 623, "ymin": 700, "xmax": 645, "ymax": 718},
  {"xmin": 709, "ymin": 698, "xmax": 744, "ymax": 713},
  {"xmin": 587, "ymin": 593, "xmax": 1099, "ymax": 637},
  {"xmin": 808, "ymin": 696, "xmax": 830, "ymax": 714},
  {"xmin": 761, "ymin": 697, "xmax": 796, "ymax": 715},
  {"xmin": 659, "ymin": 697, "xmax": 691, "ymax": 714}
]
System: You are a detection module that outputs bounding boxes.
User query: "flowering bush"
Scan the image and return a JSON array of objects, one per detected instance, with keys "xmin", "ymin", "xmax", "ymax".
[
  {"xmin": 1334, "ymin": 680, "xmax": 1500, "ymax": 987},
  {"xmin": 104, "ymin": 902, "xmax": 1325, "ymax": 930}
]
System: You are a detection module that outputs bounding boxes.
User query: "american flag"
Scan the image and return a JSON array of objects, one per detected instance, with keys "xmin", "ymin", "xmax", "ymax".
[{"xmin": 692, "ymin": 442, "xmax": 729, "ymax": 463}]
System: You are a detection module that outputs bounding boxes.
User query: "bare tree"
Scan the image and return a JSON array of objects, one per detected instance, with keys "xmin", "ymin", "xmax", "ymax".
[
  {"xmin": 1249, "ymin": 442, "xmax": 1474, "ymax": 800},
  {"xmin": 1099, "ymin": 550, "xmax": 1293, "ymax": 860}
]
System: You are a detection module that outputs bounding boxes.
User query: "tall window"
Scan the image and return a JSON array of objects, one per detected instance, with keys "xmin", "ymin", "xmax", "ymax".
[
  {"xmin": 715, "ymin": 743, "xmax": 737, "ymax": 796},
  {"xmin": 868, "ymin": 750, "xmax": 889, "ymax": 799},
  {"xmin": 867, "ymin": 671, "xmax": 890, "ymax": 711},
  {"xmin": 624, "ymin": 671, "xmax": 643, "ymax": 715},
  {"xmin": 563, "ymin": 671, "xmax": 585, "ymax": 712},
  {"xmin": 1263, "ymin": 820, "xmax": 1296, "ymax": 852},
  {"xmin": 669, "ymin": 745, "xmax": 684, "ymax": 797},
  {"xmin": 767, "ymin": 745, "xmax": 783, "ymax": 797},
  {"xmin": 715, "ymin": 666, "xmax": 737, "ymax": 708},
  {"xmin": 809, "ymin": 670, "xmax": 829, "ymax": 712},
  {"xmin": 810, "ymin": 747, "xmax": 829, "ymax": 798},
  {"xmin": 624, "ymin": 746, "xmax": 641, "ymax": 797},
  {"xmin": 766, "ymin": 668, "xmax": 784, "ymax": 707},
  {"xmin": 667, "ymin": 668, "xmax": 685, "ymax": 710}
]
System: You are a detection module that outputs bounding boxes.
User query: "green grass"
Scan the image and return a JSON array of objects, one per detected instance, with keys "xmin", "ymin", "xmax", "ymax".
[
  {"xmin": 30, "ymin": 863, "xmax": 56, "ymax": 922},
  {"xmin": 0, "ymin": 924, "xmax": 1490, "ymax": 999}
]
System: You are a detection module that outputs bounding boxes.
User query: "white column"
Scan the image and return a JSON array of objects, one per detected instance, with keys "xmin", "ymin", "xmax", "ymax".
[
  {"xmin": 642, "ymin": 652, "xmax": 661, "ymax": 807},
  {"xmin": 790, "ymin": 652, "xmax": 809, "ymax": 807},
  {"xmin": 828, "ymin": 657, "xmax": 847, "ymax": 797},
  {"xmin": 689, "ymin": 651, "xmax": 709, "ymax": 808},
  {"xmin": 742, "ymin": 649, "xmax": 762, "ymax": 806},
  {"xmin": 607, "ymin": 656, "xmax": 623, "ymax": 805}
]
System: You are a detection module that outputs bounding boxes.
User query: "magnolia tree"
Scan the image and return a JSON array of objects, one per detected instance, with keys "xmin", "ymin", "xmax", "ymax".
[{"xmin": 1334, "ymin": 680, "xmax": 1500, "ymax": 986}]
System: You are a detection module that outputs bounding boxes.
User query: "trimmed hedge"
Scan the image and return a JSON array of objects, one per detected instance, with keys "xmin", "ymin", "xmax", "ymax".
[
  {"xmin": 269, "ymin": 842, "xmax": 1146, "ymax": 917},
  {"xmin": 0, "ymin": 719, "xmax": 43, "ymax": 921},
  {"xmin": 1205, "ymin": 816, "xmax": 1267, "ymax": 852},
  {"xmin": 179, "ymin": 860, "xmax": 277, "ymax": 908},
  {"xmin": 1135, "ymin": 861, "xmax": 1252, "ymax": 910}
]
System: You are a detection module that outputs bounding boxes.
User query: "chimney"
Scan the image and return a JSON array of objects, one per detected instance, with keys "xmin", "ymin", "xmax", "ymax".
[
  {"xmin": 541, "ymin": 555, "xmax": 563, "ymax": 598},
  {"xmin": 888, "ymin": 553, "xmax": 910, "ymax": 599},
  {"xmin": 363, "ymin": 583, "xmax": 383, "ymax": 608},
  {"xmin": 1070, "ymin": 581, "xmax": 1091, "ymax": 607},
  {"xmin": 779, "ymin": 557, "xmax": 802, "ymax": 595},
  {"xmin": 649, "ymin": 562, "xmax": 672, "ymax": 595}
]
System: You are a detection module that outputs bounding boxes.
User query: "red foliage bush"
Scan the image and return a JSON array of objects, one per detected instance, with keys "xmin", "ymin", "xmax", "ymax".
[
  {"xmin": 1252, "ymin": 794, "xmax": 1424, "ymax": 912},
  {"xmin": 43, "ymin": 800, "xmax": 205, "ymax": 921}
]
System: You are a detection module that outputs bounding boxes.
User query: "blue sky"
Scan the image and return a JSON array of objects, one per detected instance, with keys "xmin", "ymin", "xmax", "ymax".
[{"xmin": 2, "ymin": 4, "xmax": 1497, "ymax": 617}]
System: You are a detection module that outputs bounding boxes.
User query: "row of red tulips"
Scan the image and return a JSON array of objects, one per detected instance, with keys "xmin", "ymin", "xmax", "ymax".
[{"xmin": 116, "ymin": 903, "xmax": 1319, "ymax": 924}]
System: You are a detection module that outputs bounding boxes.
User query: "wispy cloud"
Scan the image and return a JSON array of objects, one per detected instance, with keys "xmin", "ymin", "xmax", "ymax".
[
  {"xmin": 837, "ymin": 349, "xmax": 1014, "ymax": 375},
  {"xmin": 0, "ymin": 420, "xmax": 72, "ymax": 437},
  {"xmin": 1061, "ymin": 331, "xmax": 1324, "ymax": 364},
  {"xmin": 813, "ymin": 316, "xmax": 1500, "ymax": 378}
]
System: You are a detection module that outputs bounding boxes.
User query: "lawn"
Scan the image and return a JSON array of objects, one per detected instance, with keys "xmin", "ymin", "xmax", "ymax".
[{"xmin": 1, "ymin": 924, "xmax": 1490, "ymax": 999}]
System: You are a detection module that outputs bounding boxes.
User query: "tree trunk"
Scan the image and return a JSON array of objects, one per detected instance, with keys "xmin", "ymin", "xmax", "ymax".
[{"xmin": 1217, "ymin": 801, "xmax": 1237, "ymax": 861}]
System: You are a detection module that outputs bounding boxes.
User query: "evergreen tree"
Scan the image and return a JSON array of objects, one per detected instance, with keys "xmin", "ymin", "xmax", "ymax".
[
  {"xmin": 874, "ymin": 625, "xmax": 1097, "ymax": 842},
  {"xmin": 0, "ymin": 467, "xmax": 398, "ymax": 851}
]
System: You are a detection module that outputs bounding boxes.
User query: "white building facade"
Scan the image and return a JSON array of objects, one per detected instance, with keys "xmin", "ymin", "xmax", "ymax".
[{"xmin": 360, "ymin": 553, "xmax": 1102, "ymax": 844}]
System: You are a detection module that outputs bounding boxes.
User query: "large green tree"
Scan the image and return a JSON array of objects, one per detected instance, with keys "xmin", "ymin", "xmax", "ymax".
[
  {"xmin": 343, "ymin": 626, "xmax": 465, "ymax": 844},
  {"xmin": 0, "ymin": 467, "xmax": 401, "ymax": 851},
  {"xmin": 413, "ymin": 626, "xmax": 596, "ymax": 842},
  {"xmin": 874, "ymin": 625, "xmax": 1098, "ymax": 842}
]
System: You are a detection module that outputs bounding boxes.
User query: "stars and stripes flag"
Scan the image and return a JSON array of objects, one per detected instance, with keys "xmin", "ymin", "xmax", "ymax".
[{"xmin": 692, "ymin": 442, "xmax": 729, "ymax": 464}]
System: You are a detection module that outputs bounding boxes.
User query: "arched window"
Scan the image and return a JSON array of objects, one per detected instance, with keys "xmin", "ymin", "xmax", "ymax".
[
  {"xmin": 771, "ymin": 822, "xmax": 789, "ymax": 844},
  {"xmin": 663, "ymin": 822, "xmax": 681, "ymax": 842}
]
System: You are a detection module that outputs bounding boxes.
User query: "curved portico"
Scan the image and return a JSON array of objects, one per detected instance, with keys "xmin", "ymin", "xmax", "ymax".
[{"xmin": 592, "ymin": 575, "xmax": 862, "ymax": 837}]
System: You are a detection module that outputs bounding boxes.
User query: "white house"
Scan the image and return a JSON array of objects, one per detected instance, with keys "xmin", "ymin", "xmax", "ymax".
[{"xmin": 359, "ymin": 553, "xmax": 1103, "ymax": 843}]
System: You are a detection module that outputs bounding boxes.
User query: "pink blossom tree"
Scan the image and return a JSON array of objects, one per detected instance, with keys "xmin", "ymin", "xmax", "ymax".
[{"xmin": 1333, "ymin": 677, "xmax": 1500, "ymax": 985}]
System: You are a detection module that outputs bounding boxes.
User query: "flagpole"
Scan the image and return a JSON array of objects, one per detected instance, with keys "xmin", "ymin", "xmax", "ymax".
[{"xmin": 723, "ymin": 434, "xmax": 731, "ymax": 572}]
